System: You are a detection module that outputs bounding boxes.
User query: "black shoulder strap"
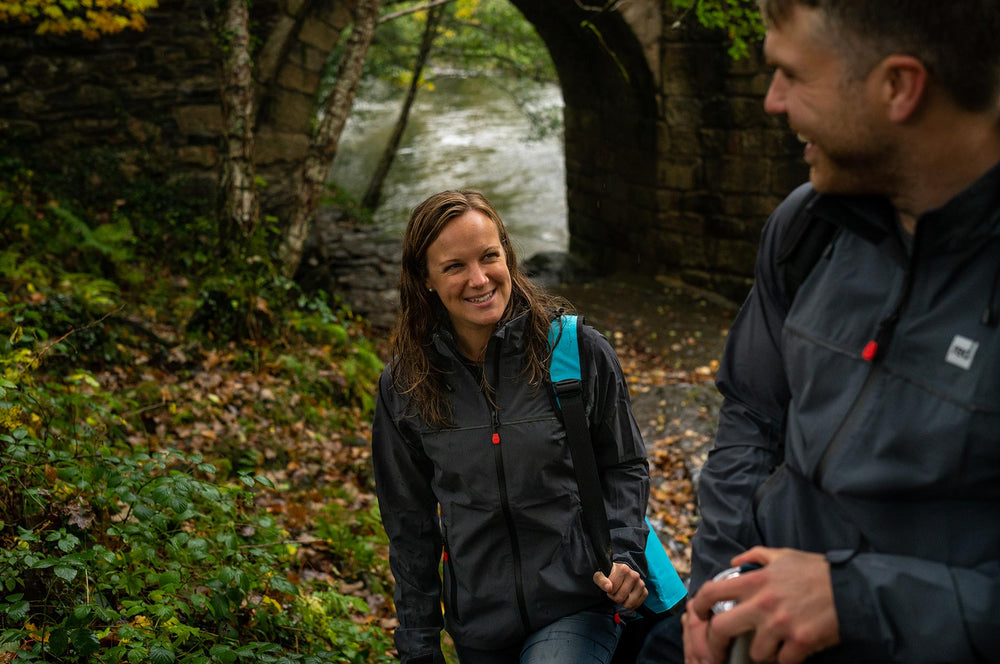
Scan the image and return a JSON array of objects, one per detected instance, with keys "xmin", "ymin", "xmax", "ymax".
[
  {"xmin": 775, "ymin": 186, "xmax": 838, "ymax": 303},
  {"xmin": 548, "ymin": 316, "xmax": 613, "ymax": 576}
]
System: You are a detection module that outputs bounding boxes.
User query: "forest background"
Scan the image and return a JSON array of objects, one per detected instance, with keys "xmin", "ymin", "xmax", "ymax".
[{"xmin": 0, "ymin": 1, "xmax": 761, "ymax": 661}]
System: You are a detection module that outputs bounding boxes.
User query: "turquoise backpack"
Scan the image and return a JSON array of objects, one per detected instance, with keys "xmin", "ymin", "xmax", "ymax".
[{"xmin": 547, "ymin": 314, "xmax": 687, "ymax": 616}]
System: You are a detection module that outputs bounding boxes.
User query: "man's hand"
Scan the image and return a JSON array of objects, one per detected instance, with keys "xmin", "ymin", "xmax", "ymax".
[
  {"xmin": 683, "ymin": 605, "xmax": 727, "ymax": 664},
  {"xmin": 593, "ymin": 562, "xmax": 648, "ymax": 610},
  {"xmin": 685, "ymin": 547, "xmax": 841, "ymax": 664}
]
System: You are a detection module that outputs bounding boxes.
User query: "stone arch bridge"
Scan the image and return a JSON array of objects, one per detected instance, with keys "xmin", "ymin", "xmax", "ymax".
[{"xmin": 0, "ymin": 0, "xmax": 806, "ymax": 300}]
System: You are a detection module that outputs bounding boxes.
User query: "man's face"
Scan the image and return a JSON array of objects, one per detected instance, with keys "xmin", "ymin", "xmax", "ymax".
[{"xmin": 762, "ymin": 5, "xmax": 895, "ymax": 194}]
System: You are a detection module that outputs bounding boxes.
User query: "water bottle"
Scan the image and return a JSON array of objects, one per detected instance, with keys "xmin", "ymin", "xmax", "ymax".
[{"xmin": 711, "ymin": 564, "xmax": 761, "ymax": 664}]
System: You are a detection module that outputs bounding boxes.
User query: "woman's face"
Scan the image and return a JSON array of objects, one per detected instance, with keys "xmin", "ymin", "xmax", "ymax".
[{"xmin": 424, "ymin": 209, "xmax": 512, "ymax": 357}]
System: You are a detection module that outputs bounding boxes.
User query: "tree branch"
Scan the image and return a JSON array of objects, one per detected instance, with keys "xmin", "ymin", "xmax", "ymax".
[{"xmin": 379, "ymin": 0, "xmax": 455, "ymax": 24}]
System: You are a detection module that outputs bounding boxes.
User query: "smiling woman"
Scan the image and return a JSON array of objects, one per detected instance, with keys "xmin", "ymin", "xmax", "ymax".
[{"xmin": 371, "ymin": 189, "xmax": 655, "ymax": 664}]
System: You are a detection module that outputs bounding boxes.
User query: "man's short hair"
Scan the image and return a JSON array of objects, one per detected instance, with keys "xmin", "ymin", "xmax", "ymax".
[{"xmin": 757, "ymin": 0, "xmax": 1000, "ymax": 111}]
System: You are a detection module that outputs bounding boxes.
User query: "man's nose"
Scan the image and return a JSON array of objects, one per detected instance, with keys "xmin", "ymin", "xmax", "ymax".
[{"xmin": 763, "ymin": 73, "xmax": 786, "ymax": 115}]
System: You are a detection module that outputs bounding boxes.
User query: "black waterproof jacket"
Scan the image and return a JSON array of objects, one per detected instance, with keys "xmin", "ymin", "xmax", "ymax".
[
  {"xmin": 691, "ymin": 162, "xmax": 1000, "ymax": 662},
  {"xmin": 372, "ymin": 314, "xmax": 649, "ymax": 662}
]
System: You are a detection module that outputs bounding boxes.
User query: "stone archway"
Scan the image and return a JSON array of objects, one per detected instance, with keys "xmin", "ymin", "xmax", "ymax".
[
  {"xmin": 509, "ymin": 1, "xmax": 806, "ymax": 300},
  {"xmin": 509, "ymin": 0, "xmax": 660, "ymax": 279}
]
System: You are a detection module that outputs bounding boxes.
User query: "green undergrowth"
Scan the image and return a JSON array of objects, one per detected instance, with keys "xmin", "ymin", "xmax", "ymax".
[{"xmin": 0, "ymin": 148, "xmax": 396, "ymax": 662}]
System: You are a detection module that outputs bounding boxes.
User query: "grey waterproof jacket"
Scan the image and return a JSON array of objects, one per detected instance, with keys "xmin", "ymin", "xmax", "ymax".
[
  {"xmin": 372, "ymin": 313, "xmax": 649, "ymax": 662},
  {"xmin": 691, "ymin": 163, "xmax": 1000, "ymax": 663}
]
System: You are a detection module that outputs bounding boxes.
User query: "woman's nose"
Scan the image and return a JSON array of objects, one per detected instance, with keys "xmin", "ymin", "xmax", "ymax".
[{"xmin": 468, "ymin": 265, "xmax": 489, "ymax": 287}]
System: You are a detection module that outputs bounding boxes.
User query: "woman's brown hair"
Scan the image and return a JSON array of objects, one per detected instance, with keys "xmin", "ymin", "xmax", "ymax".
[{"xmin": 389, "ymin": 189, "xmax": 571, "ymax": 428}]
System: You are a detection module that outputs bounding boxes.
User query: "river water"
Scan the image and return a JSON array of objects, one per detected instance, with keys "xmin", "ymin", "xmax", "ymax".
[{"xmin": 329, "ymin": 75, "xmax": 568, "ymax": 262}]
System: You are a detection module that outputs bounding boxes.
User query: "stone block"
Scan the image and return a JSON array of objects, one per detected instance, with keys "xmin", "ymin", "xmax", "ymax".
[
  {"xmin": 16, "ymin": 90, "xmax": 47, "ymax": 115},
  {"xmin": 255, "ymin": 129, "xmax": 310, "ymax": 163},
  {"xmin": 258, "ymin": 15, "xmax": 298, "ymax": 82},
  {"xmin": 299, "ymin": 19, "xmax": 342, "ymax": 50},
  {"xmin": 658, "ymin": 210, "xmax": 704, "ymax": 236},
  {"xmin": 722, "ymin": 193, "xmax": 782, "ymax": 219},
  {"xmin": 681, "ymin": 191, "xmax": 723, "ymax": 216},
  {"xmin": 664, "ymin": 96, "xmax": 703, "ymax": 127},
  {"xmin": 177, "ymin": 145, "xmax": 218, "ymax": 166},
  {"xmin": 707, "ymin": 156, "xmax": 770, "ymax": 193},
  {"xmin": 276, "ymin": 63, "xmax": 320, "ymax": 94},
  {"xmin": 266, "ymin": 89, "xmax": 315, "ymax": 132},
  {"xmin": 299, "ymin": 45, "xmax": 329, "ymax": 73},
  {"xmin": 668, "ymin": 127, "xmax": 703, "ymax": 156},
  {"xmin": 728, "ymin": 96, "xmax": 770, "ymax": 128},
  {"xmin": 0, "ymin": 118, "xmax": 41, "ymax": 138},
  {"xmin": 23, "ymin": 55, "xmax": 59, "ymax": 86},
  {"xmin": 704, "ymin": 215, "xmax": 752, "ymax": 240},
  {"xmin": 173, "ymin": 104, "xmax": 224, "ymax": 137},
  {"xmin": 658, "ymin": 158, "xmax": 702, "ymax": 190},
  {"xmin": 284, "ymin": 0, "xmax": 307, "ymax": 16},
  {"xmin": 75, "ymin": 84, "xmax": 117, "ymax": 108},
  {"xmin": 697, "ymin": 128, "xmax": 727, "ymax": 155},
  {"xmin": 711, "ymin": 237, "xmax": 758, "ymax": 273}
]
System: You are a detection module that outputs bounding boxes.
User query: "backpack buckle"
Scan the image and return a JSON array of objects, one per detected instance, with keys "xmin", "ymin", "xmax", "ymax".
[{"xmin": 552, "ymin": 378, "xmax": 582, "ymax": 399}]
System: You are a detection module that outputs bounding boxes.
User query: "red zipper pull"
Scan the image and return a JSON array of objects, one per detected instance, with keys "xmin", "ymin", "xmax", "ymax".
[
  {"xmin": 492, "ymin": 432, "xmax": 500, "ymax": 445},
  {"xmin": 862, "ymin": 340, "xmax": 879, "ymax": 362}
]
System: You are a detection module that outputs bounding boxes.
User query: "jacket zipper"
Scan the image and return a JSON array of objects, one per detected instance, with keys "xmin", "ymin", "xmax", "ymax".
[
  {"xmin": 441, "ymin": 525, "xmax": 460, "ymax": 622},
  {"xmin": 813, "ymin": 228, "xmax": 920, "ymax": 481},
  {"xmin": 486, "ymin": 345, "xmax": 532, "ymax": 636}
]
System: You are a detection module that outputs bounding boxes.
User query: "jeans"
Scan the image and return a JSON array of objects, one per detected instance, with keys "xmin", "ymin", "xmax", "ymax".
[
  {"xmin": 454, "ymin": 610, "xmax": 622, "ymax": 664},
  {"xmin": 636, "ymin": 610, "xmax": 685, "ymax": 664}
]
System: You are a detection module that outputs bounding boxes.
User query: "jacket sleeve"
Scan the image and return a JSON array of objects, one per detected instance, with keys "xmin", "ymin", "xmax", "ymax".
[
  {"xmin": 579, "ymin": 324, "xmax": 651, "ymax": 576},
  {"xmin": 371, "ymin": 369, "xmax": 447, "ymax": 664},
  {"xmin": 687, "ymin": 191, "xmax": 802, "ymax": 595},
  {"xmin": 828, "ymin": 550, "xmax": 1000, "ymax": 661}
]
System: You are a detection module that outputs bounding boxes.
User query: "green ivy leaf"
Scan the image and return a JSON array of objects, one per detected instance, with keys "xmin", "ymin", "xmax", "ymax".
[
  {"xmin": 127, "ymin": 645, "xmax": 149, "ymax": 663},
  {"xmin": 5, "ymin": 599, "xmax": 30, "ymax": 621},
  {"xmin": 54, "ymin": 565, "xmax": 78, "ymax": 582},
  {"xmin": 209, "ymin": 645, "xmax": 238, "ymax": 663},
  {"xmin": 57, "ymin": 532, "xmax": 81, "ymax": 552},
  {"xmin": 69, "ymin": 628, "xmax": 100, "ymax": 657},
  {"xmin": 149, "ymin": 644, "xmax": 175, "ymax": 664}
]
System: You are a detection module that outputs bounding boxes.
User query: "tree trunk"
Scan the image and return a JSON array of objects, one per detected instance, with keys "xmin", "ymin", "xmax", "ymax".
[
  {"xmin": 278, "ymin": 0, "xmax": 381, "ymax": 279},
  {"xmin": 361, "ymin": 2, "xmax": 445, "ymax": 212},
  {"xmin": 217, "ymin": 0, "xmax": 260, "ymax": 257}
]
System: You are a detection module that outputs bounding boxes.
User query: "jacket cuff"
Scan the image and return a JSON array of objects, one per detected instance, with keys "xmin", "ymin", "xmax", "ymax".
[
  {"xmin": 826, "ymin": 550, "xmax": 885, "ymax": 652},
  {"xmin": 395, "ymin": 626, "xmax": 445, "ymax": 664}
]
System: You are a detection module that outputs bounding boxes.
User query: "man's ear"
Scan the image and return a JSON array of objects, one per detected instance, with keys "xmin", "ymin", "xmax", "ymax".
[{"xmin": 878, "ymin": 54, "xmax": 928, "ymax": 123}]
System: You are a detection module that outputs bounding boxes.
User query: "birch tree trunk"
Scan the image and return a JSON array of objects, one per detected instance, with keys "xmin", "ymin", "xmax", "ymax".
[
  {"xmin": 361, "ymin": 2, "xmax": 445, "ymax": 212},
  {"xmin": 218, "ymin": 0, "xmax": 260, "ymax": 255},
  {"xmin": 278, "ymin": 0, "xmax": 381, "ymax": 279}
]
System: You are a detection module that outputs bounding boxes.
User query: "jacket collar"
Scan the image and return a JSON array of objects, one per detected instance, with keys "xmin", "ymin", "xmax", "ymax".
[
  {"xmin": 809, "ymin": 158, "xmax": 1000, "ymax": 254},
  {"xmin": 430, "ymin": 310, "xmax": 531, "ymax": 362}
]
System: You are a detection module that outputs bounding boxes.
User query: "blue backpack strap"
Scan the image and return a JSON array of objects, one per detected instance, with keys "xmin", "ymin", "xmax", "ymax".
[
  {"xmin": 549, "ymin": 314, "xmax": 686, "ymax": 615},
  {"xmin": 548, "ymin": 313, "xmax": 580, "ymax": 386}
]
